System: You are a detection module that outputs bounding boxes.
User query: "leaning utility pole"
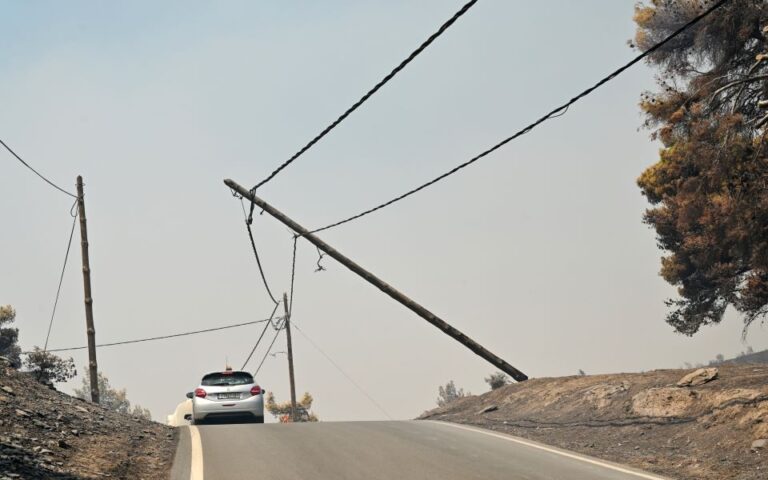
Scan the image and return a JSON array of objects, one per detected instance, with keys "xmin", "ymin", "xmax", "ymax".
[
  {"xmin": 225, "ymin": 179, "xmax": 528, "ymax": 382},
  {"xmin": 283, "ymin": 292, "xmax": 298, "ymax": 421},
  {"xmin": 76, "ymin": 176, "xmax": 100, "ymax": 403}
]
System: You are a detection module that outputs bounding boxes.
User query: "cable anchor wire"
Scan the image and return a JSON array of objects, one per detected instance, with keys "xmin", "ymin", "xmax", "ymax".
[{"xmin": 314, "ymin": 246, "xmax": 327, "ymax": 272}]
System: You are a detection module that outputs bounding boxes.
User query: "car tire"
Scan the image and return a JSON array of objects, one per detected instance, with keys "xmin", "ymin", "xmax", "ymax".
[{"xmin": 253, "ymin": 416, "xmax": 264, "ymax": 424}]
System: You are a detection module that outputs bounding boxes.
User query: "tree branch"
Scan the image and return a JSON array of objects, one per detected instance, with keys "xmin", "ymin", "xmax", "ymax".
[{"xmin": 710, "ymin": 74, "xmax": 768, "ymax": 100}]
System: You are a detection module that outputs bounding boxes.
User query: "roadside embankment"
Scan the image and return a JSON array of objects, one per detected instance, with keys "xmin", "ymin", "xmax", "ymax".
[
  {"xmin": 0, "ymin": 360, "xmax": 177, "ymax": 479},
  {"xmin": 419, "ymin": 364, "xmax": 768, "ymax": 480}
]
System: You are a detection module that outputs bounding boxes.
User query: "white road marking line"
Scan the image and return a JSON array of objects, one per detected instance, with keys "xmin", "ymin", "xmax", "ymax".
[
  {"xmin": 430, "ymin": 421, "xmax": 668, "ymax": 480},
  {"xmin": 189, "ymin": 425, "xmax": 204, "ymax": 480}
]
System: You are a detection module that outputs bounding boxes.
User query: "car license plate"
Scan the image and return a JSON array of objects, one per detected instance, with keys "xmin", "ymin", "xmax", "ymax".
[{"xmin": 218, "ymin": 392, "xmax": 240, "ymax": 400}]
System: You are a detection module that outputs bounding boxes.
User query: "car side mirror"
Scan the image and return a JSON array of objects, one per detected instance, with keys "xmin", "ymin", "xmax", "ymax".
[{"xmin": 186, "ymin": 392, "xmax": 194, "ymax": 399}]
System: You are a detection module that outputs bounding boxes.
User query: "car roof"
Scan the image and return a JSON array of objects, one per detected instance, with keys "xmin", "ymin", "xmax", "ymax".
[{"xmin": 203, "ymin": 370, "xmax": 252, "ymax": 376}]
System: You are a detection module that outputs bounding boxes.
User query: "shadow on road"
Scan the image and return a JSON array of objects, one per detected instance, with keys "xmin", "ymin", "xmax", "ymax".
[{"xmin": 195, "ymin": 416, "xmax": 263, "ymax": 426}]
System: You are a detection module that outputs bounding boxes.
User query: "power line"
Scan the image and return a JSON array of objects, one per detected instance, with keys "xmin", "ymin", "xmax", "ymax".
[
  {"xmin": 289, "ymin": 236, "xmax": 298, "ymax": 312},
  {"xmin": 1, "ymin": 138, "xmax": 77, "ymax": 198},
  {"xmin": 293, "ymin": 323, "xmax": 393, "ymax": 420},
  {"xmin": 250, "ymin": 0, "xmax": 479, "ymax": 192},
  {"xmin": 305, "ymin": 0, "xmax": 731, "ymax": 234},
  {"xmin": 241, "ymin": 301, "xmax": 282, "ymax": 370},
  {"xmin": 239, "ymin": 197, "xmax": 249, "ymax": 222},
  {"xmin": 245, "ymin": 220, "xmax": 281, "ymax": 305},
  {"xmin": 32, "ymin": 317, "xmax": 277, "ymax": 354},
  {"xmin": 43, "ymin": 206, "xmax": 78, "ymax": 351},
  {"xmin": 254, "ymin": 323, "xmax": 284, "ymax": 376},
  {"xmin": 230, "ymin": 187, "xmax": 282, "ymax": 307},
  {"xmin": 230, "ymin": 187, "xmax": 282, "ymax": 306}
]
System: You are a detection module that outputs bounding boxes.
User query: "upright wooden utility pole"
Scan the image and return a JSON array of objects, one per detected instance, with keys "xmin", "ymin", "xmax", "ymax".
[
  {"xmin": 283, "ymin": 292, "xmax": 298, "ymax": 422},
  {"xmin": 225, "ymin": 179, "xmax": 528, "ymax": 382},
  {"xmin": 76, "ymin": 176, "xmax": 100, "ymax": 404}
]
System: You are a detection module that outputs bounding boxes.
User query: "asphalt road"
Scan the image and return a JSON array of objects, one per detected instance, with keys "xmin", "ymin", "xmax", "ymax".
[{"xmin": 170, "ymin": 420, "xmax": 666, "ymax": 480}]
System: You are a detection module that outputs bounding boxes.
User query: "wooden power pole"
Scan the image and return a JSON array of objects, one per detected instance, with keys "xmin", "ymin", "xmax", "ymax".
[
  {"xmin": 283, "ymin": 292, "xmax": 298, "ymax": 421},
  {"xmin": 76, "ymin": 176, "xmax": 100, "ymax": 403},
  {"xmin": 225, "ymin": 179, "xmax": 528, "ymax": 382}
]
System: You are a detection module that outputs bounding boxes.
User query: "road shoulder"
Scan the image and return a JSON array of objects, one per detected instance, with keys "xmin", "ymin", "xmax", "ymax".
[
  {"xmin": 428, "ymin": 420, "xmax": 669, "ymax": 480},
  {"xmin": 170, "ymin": 426, "xmax": 192, "ymax": 480}
]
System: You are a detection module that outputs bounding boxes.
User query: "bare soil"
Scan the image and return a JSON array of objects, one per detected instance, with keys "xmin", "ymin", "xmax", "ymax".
[
  {"xmin": 0, "ymin": 362, "xmax": 177, "ymax": 479},
  {"xmin": 419, "ymin": 364, "xmax": 768, "ymax": 480}
]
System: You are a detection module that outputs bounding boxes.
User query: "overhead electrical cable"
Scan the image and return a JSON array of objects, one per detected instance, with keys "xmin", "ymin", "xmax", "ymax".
[
  {"xmin": 230, "ymin": 187, "xmax": 281, "ymax": 306},
  {"xmin": 0, "ymin": 138, "xmax": 77, "ymax": 198},
  {"xmin": 293, "ymin": 323, "xmax": 393, "ymax": 420},
  {"xmin": 289, "ymin": 236, "xmax": 298, "ymax": 312},
  {"xmin": 241, "ymin": 301, "xmax": 282, "ymax": 370},
  {"xmin": 34, "ymin": 317, "xmax": 277, "ymax": 353},
  {"xmin": 305, "ymin": 0, "xmax": 731, "ymax": 234},
  {"xmin": 43, "ymin": 207, "xmax": 78, "ymax": 351},
  {"xmin": 254, "ymin": 324, "xmax": 284, "ymax": 376},
  {"xmin": 231, "ymin": 189, "xmax": 281, "ymax": 306},
  {"xmin": 248, "ymin": 235, "xmax": 298, "ymax": 374},
  {"xmin": 245, "ymin": 220, "xmax": 280, "ymax": 305},
  {"xmin": 250, "ymin": 0, "xmax": 479, "ymax": 192}
]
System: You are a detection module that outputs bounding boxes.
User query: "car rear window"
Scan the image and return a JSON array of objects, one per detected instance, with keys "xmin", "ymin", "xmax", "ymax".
[{"xmin": 201, "ymin": 371, "xmax": 254, "ymax": 386}]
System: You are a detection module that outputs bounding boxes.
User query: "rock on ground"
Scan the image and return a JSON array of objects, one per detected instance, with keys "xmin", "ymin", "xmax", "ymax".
[{"xmin": 676, "ymin": 367, "xmax": 718, "ymax": 387}]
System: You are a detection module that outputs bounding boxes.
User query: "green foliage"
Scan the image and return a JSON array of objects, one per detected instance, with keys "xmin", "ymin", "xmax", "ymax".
[
  {"xmin": 74, "ymin": 370, "xmax": 151, "ymax": 420},
  {"xmin": 484, "ymin": 372, "xmax": 510, "ymax": 390},
  {"xmin": 265, "ymin": 391, "xmax": 319, "ymax": 422},
  {"xmin": 0, "ymin": 305, "xmax": 21, "ymax": 368},
  {"xmin": 437, "ymin": 380, "xmax": 468, "ymax": 407},
  {"xmin": 634, "ymin": 0, "xmax": 768, "ymax": 335},
  {"xmin": 23, "ymin": 347, "xmax": 77, "ymax": 385}
]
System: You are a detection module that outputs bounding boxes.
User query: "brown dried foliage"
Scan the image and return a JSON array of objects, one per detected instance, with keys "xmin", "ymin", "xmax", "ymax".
[{"xmin": 635, "ymin": 0, "xmax": 768, "ymax": 335}]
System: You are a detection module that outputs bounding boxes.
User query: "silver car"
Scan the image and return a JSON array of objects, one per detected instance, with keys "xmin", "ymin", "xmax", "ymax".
[{"xmin": 186, "ymin": 370, "xmax": 264, "ymax": 424}]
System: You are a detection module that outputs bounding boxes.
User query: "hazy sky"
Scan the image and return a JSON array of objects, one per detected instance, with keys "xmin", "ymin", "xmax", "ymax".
[{"xmin": 2, "ymin": 0, "xmax": 766, "ymax": 423}]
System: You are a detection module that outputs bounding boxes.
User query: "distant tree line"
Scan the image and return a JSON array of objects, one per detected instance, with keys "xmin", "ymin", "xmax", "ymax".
[
  {"xmin": 435, "ymin": 372, "xmax": 518, "ymax": 407},
  {"xmin": 0, "ymin": 304, "xmax": 151, "ymax": 420},
  {"xmin": 683, "ymin": 346, "xmax": 760, "ymax": 369},
  {"xmin": 74, "ymin": 370, "xmax": 152, "ymax": 420}
]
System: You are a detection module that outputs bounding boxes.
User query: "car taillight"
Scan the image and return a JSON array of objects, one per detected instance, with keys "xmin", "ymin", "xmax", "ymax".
[
  {"xmin": 194, "ymin": 388, "xmax": 207, "ymax": 398},
  {"xmin": 250, "ymin": 385, "xmax": 262, "ymax": 396}
]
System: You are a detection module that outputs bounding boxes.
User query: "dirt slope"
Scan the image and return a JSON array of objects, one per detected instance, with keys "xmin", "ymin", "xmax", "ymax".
[
  {"xmin": 419, "ymin": 364, "xmax": 768, "ymax": 480},
  {"xmin": 0, "ymin": 360, "xmax": 177, "ymax": 479}
]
